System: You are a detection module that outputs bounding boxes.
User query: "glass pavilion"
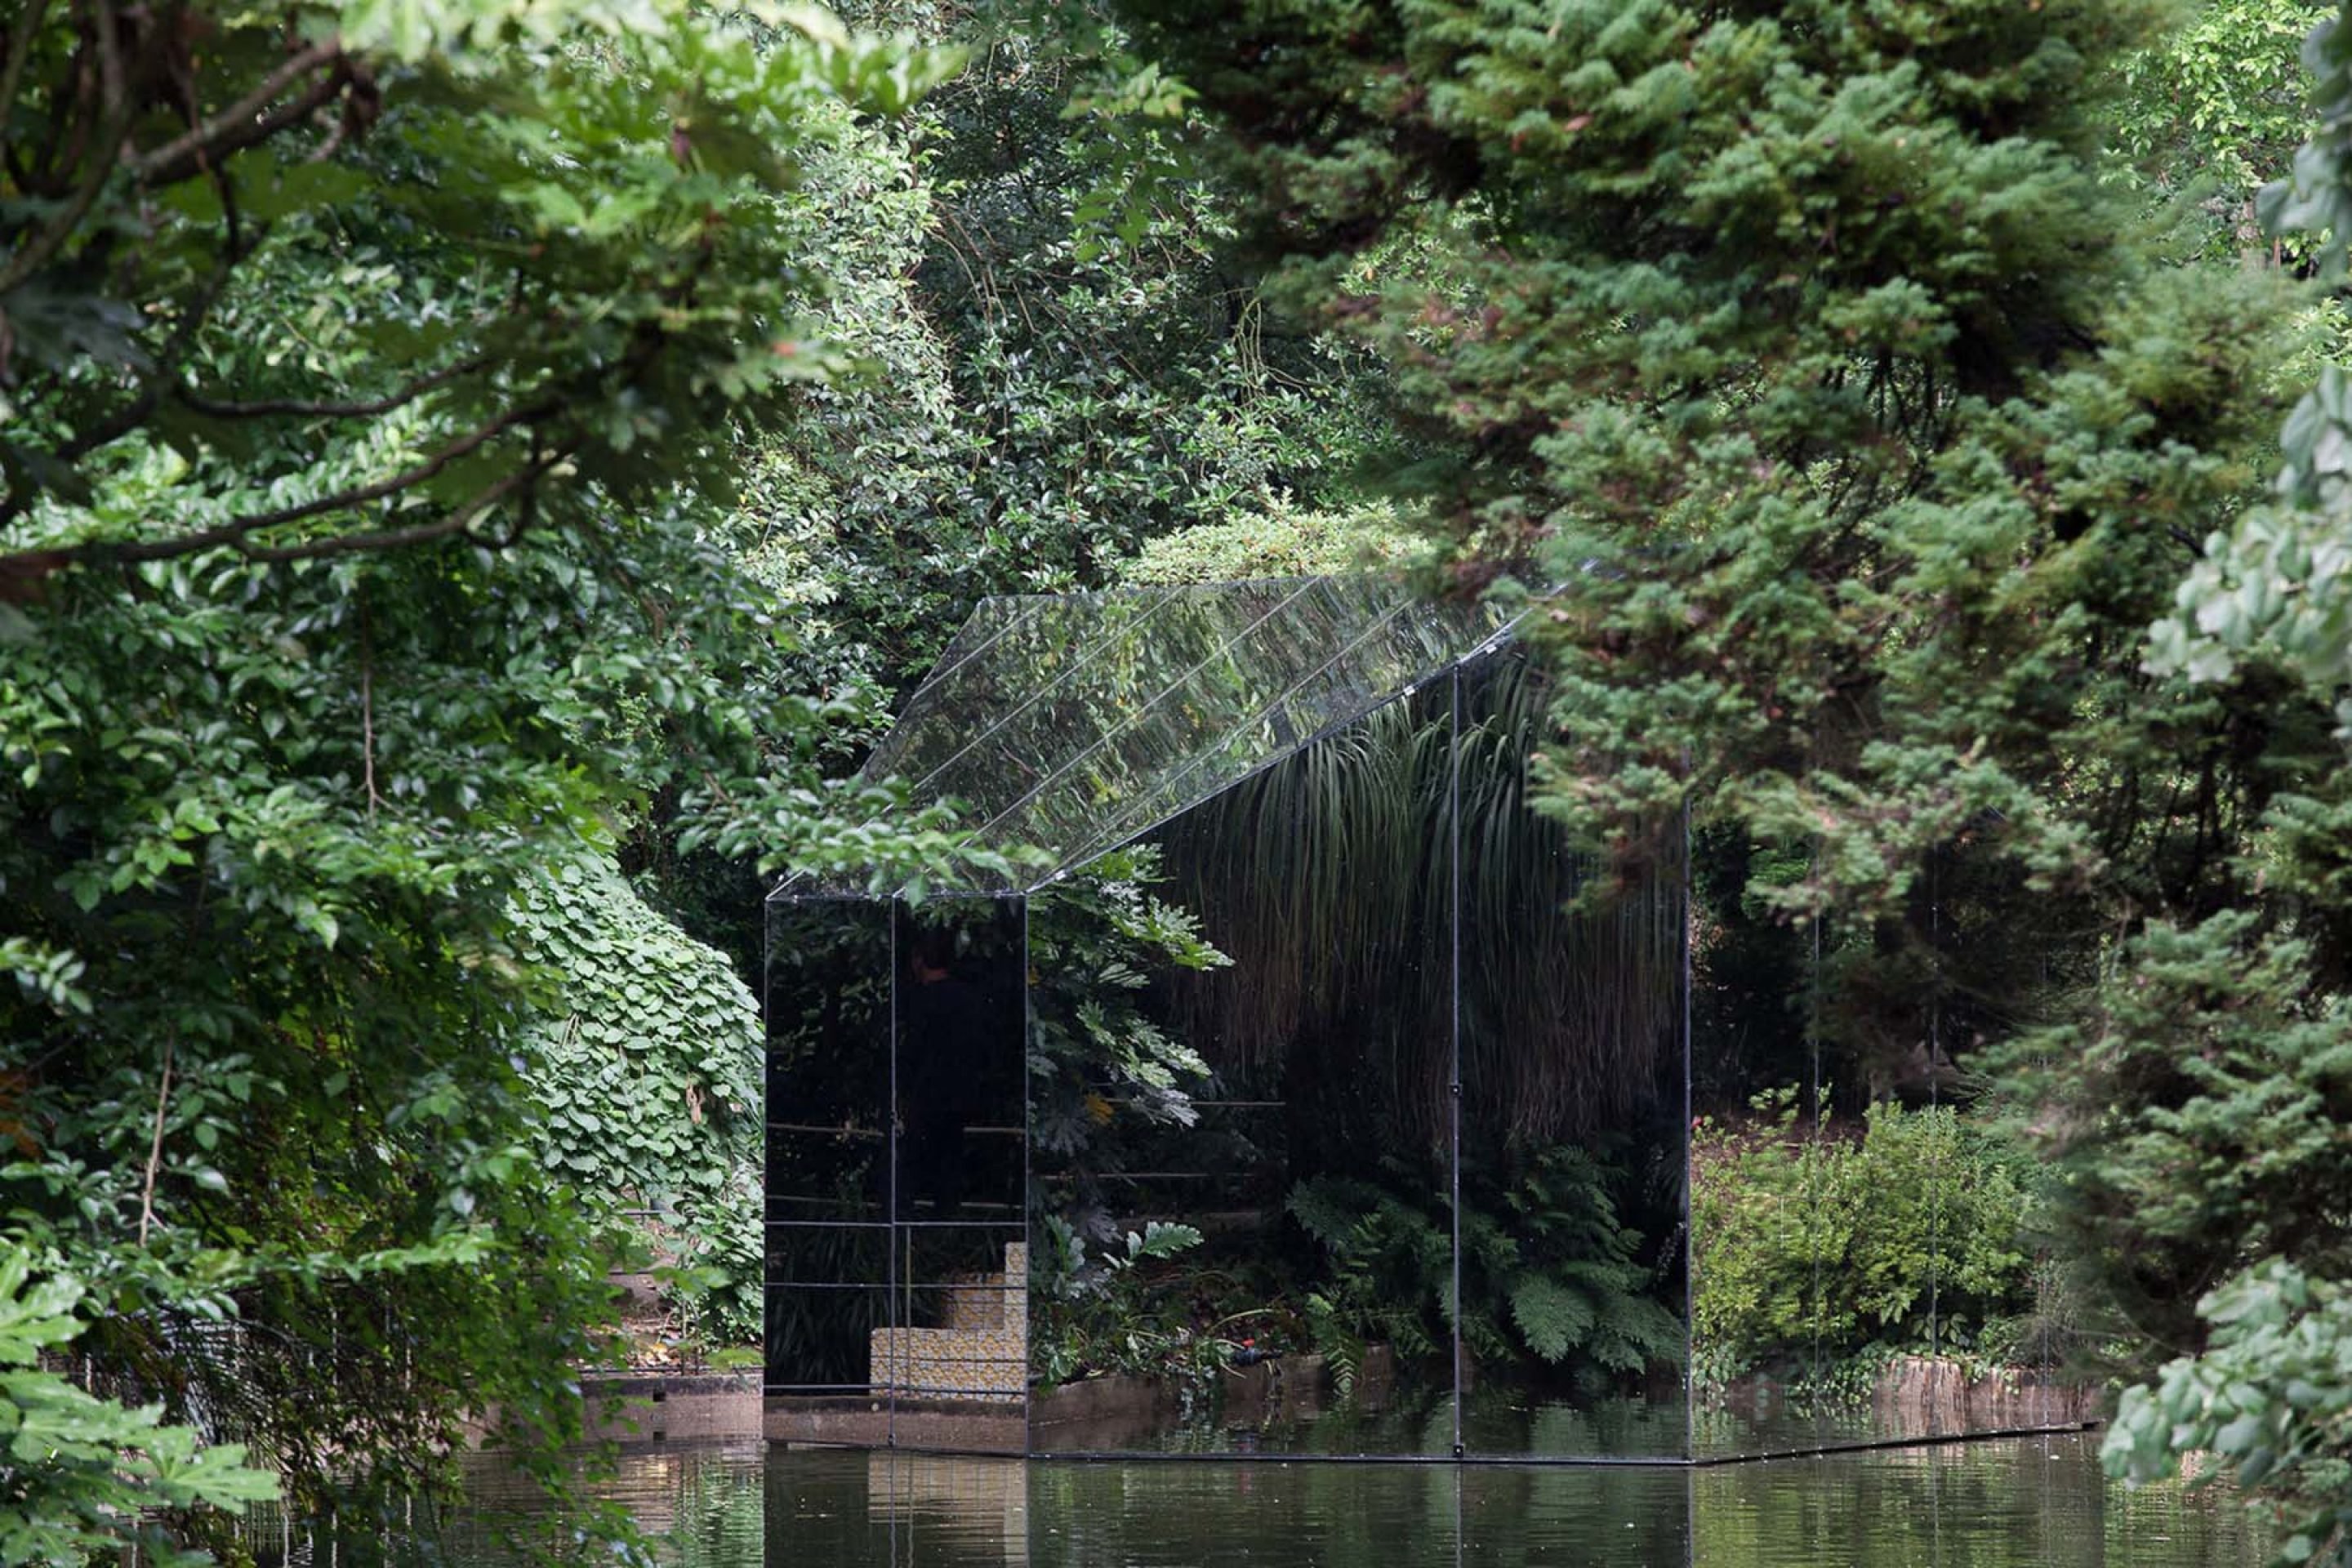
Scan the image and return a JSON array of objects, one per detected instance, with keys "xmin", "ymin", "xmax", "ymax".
[{"xmin": 763, "ymin": 578, "xmax": 2082, "ymax": 1461}]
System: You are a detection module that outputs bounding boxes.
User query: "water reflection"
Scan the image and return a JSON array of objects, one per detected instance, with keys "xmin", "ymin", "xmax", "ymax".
[{"xmin": 412, "ymin": 1435, "xmax": 2266, "ymax": 1568}]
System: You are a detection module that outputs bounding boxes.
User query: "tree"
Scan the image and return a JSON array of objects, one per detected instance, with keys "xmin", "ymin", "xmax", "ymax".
[
  {"xmin": 724, "ymin": 2, "xmax": 1410, "ymax": 709},
  {"xmin": 2110, "ymin": 0, "xmax": 2327, "ymax": 264},
  {"xmin": 618, "ymin": 2, "xmax": 1418, "ymax": 973},
  {"xmin": 0, "ymin": 0, "xmax": 949, "ymax": 582},
  {"xmin": 1, "ymin": 1, "xmax": 982, "ymax": 1555}
]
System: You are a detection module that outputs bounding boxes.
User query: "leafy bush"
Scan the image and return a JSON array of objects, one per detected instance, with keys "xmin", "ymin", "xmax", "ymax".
[
  {"xmin": 1030, "ymin": 1218, "xmax": 1223, "ymax": 1393},
  {"xmin": 0, "ymin": 1250, "xmax": 276, "ymax": 1568},
  {"xmin": 1290, "ymin": 1144, "xmax": 1682, "ymax": 1394},
  {"xmin": 1691, "ymin": 1094, "xmax": 2038, "ymax": 1380},
  {"xmin": 1027, "ymin": 846, "xmax": 1227, "ymax": 1223},
  {"xmin": 2105, "ymin": 1260, "xmax": 2352, "ymax": 1568},
  {"xmin": 1116, "ymin": 496, "xmax": 1430, "ymax": 586}
]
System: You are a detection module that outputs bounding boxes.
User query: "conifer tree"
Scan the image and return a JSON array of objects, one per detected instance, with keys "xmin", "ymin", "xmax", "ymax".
[{"xmin": 1116, "ymin": 0, "xmax": 2352, "ymax": 1549}]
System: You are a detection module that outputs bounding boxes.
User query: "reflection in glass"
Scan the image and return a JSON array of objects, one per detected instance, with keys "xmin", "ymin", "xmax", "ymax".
[
  {"xmin": 1816, "ymin": 881, "xmax": 1945, "ymax": 1448},
  {"xmin": 893, "ymin": 900, "xmax": 1026, "ymax": 1227},
  {"xmin": 1916, "ymin": 846, "xmax": 2087, "ymax": 1440},
  {"xmin": 1089, "ymin": 681, "xmax": 1458, "ymax": 1455},
  {"xmin": 765, "ymin": 900, "xmax": 892, "ymax": 1410},
  {"xmin": 760, "ymin": 578, "xmax": 2069, "ymax": 1461},
  {"xmin": 841, "ymin": 579, "xmax": 1509, "ymax": 889},
  {"xmin": 764, "ymin": 899, "xmax": 889, "ymax": 1226},
  {"xmin": 1453, "ymin": 656, "xmax": 1688, "ymax": 1458},
  {"xmin": 872, "ymin": 898, "xmax": 1029, "ymax": 1454}
]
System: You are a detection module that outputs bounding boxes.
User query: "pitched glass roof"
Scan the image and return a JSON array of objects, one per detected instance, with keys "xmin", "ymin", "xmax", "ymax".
[{"xmin": 790, "ymin": 577, "xmax": 1516, "ymax": 895}]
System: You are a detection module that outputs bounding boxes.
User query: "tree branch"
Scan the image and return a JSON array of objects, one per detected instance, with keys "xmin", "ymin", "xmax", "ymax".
[
  {"xmin": 90, "ymin": 0, "xmax": 123, "ymax": 120},
  {"xmin": 0, "ymin": 204, "xmax": 260, "ymax": 527},
  {"xmin": 359, "ymin": 599, "xmax": 380, "ymax": 824},
  {"xmin": 136, "ymin": 1031, "xmax": 174, "ymax": 1248},
  {"xmin": 138, "ymin": 62, "xmax": 351, "ymax": 188},
  {"xmin": 0, "ymin": 104, "xmax": 132, "ymax": 296},
  {"xmin": 234, "ymin": 443, "xmax": 572, "ymax": 564},
  {"xmin": 0, "ymin": 402, "xmax": 559, "ymax": 581},
  {"xmin": 0, "ymin": 0, "xmax": 55, "ymax": 149},
  {"xmin": 128, "ymin": 36, "xmax": 344, "ymax": 183},
  {"xmin": 175, "ymin": 355, "xmax": 492, "ymax": 421}
]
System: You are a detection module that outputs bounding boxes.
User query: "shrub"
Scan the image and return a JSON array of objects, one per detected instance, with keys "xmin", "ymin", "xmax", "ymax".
[{"xmin": 1692, "ymin": 1094, "xmax": 2038, "ymax": 1379}]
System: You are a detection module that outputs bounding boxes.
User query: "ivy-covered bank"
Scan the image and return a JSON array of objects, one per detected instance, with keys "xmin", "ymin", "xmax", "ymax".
[{"xmin": 514, "ymin": 861, "xmax": 765, "ymax": 1351}]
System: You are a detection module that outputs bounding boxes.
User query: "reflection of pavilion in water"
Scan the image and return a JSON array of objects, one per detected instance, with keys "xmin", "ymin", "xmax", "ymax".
[{"xmin": 865, "ymin": 1451, "xmax": 1029, "ymax": 1567}]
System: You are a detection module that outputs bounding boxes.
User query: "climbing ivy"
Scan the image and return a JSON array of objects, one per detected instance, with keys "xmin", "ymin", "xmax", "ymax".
[{"xmin": 510, "ymin": 858, "xmax": 764, "ymax": 1345}]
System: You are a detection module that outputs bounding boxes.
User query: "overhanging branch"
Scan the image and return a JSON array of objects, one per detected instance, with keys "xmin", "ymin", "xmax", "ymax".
[
  {"xmin": 175, "ymin": 356, "xmax": 492, "ymax": 421},
  {"xmin": 0, "ymin": 400, "xmax": 567, "ymax": 588}
]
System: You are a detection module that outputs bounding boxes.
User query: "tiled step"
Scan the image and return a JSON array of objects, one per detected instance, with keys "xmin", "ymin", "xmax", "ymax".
[{"xmin": 869, "ymin": 1243, "xmax": 1027, "ymax": 1404}]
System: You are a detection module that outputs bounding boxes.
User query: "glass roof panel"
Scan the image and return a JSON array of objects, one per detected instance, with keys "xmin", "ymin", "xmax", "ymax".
[{"xmin": 796, "ymin": 577, "xmax": 1513, "ymax": 894}]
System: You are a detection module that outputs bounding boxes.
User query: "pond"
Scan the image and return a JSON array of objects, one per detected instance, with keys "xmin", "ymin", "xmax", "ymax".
[{"xmin": 416, "ymin": 1432, "xmax": 2270, "ymax": 1567}]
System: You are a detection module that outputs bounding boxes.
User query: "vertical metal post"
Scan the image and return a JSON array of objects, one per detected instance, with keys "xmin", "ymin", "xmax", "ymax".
[
  {"xmin": 1679, "ymin": 794, "xmax": 1695, "ymax": 1462},
  {"xmin": 887, "ymin": 900, "xmax": 900, "ymax": 1450},
  {"xmin": 1927, "ymin": 861, "xmax": 1943, "ymax": 1437},
  {"xmin": 1448, "ymin": 666, "xmax": 1465, "ymax": 1459},
  {"xmin": 760, "ymin": 896, "xmax": 772, "ymax": 1396},
  {"xmin": 1019, "ymin": 891, "xmax": 1034, "ymax": 1459},
  {"xmin": 1808, "ymin": 886, "xmax": 1823, "ymax": 1410}
]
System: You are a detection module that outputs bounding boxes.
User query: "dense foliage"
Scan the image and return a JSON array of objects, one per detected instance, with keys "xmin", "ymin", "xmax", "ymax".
[
  {"xmin": 0, "ymin": 0, "xmax": 976, "ymax": 1555},
  {"xmin": 728, "ymin": 9, "xmax": 1404, "ymax": 712},
  {"xmin": 511, "ymin": 858, "xmax": 764, "ymax": 1347},
  {"xmin": 1690, "ymin": 1097, "xmax": 2039, "ymax": 1385},
  {"xmin": 0, "ymin": 1254, "xmax": 276, "ymax": 1568},
  {"xmin": 1107, "ymin": 0, "xmax": 2352, "ymax": 1550},
  {"xmin": 1291, "ymin": 1143, "xmax": 1682, "ymax": 1390},
  {"xmin": 2109, "ymin": 1261, "xmax": 2352, "ymax": 1568},
  {"xmin": 15, "ymin": 0, "xmax": 2352, "ymax": 1553},
  {"xmin": 2111, "ymin": 0, "xmax": 2326, "ymax": 261}
]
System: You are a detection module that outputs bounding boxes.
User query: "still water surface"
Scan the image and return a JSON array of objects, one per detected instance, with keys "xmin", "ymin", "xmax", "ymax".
[{"xmin": 435, "ymin": 1433, "xmax": 2269, "ymax": 1567}]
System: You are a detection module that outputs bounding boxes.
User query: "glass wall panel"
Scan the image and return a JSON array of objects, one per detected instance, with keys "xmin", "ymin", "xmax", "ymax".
[
  {"xmin": 1027, "ymin": 687, "xmax": 1457, "ymax": 1456},
  {"xmin": 765, "ymin": 898, "xmax": 895, "ymax": 1442},
  {"xmin": 846, "ymin": 580, "xmax": 1509, "ymax": 891},
  {"xmin": 887, "ymin": 897, "xmax": 1027, "ymax": 1454},
  {"xmin": 1686, "ymin": 834, "xmax": 1824, "ymax": 1459},
  {"xmin": 1813, "ymin": 902, "xmax": 1944, "ymax": 1449},
  {"xmin": 892, "ymin": 898, "xmax": 1027, "ymax": 1227},
  {"xmin": 764, "ymin": 1232, "xmax": 893, "ymax": 1394},
  {"xmin": 766, "ymin": 898, "xmax": 891, "ymax": 1227},
  {"xmin": 1451, "ymin": 656, "xmax": 1688, "ymax": 1459},
  {"xmin": 1922, "ymin": 849, "xmax": 2086, "ymax": 1441},
  {"xmin": 885, "ymin": 1223, "xmax": 1027, "ymax": 1453}
]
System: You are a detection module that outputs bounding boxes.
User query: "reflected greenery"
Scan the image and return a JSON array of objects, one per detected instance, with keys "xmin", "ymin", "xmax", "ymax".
[{"xmin": 323, "ymin": 1435, "xmax": 2273, "ymax": 1568}]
